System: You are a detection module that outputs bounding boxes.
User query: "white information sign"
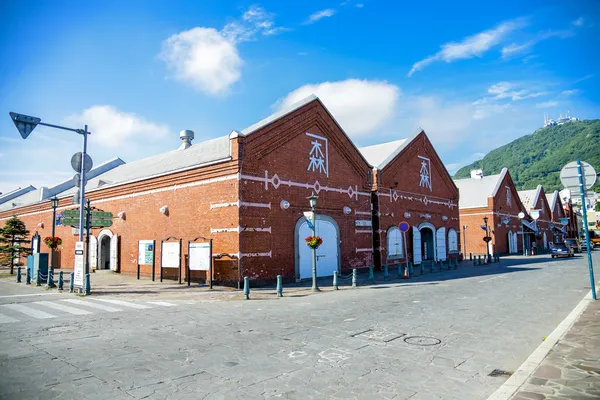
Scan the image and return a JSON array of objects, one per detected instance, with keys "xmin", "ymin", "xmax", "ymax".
[
  {"xmin": 74, "ymin": 241, "xmax": 84, "ymax": 287},
  {"xmin": 138, "ymin": 240, "xmax": 154, "ymax": 265},
  {"xmin": 161, "ymin": 242, "xmax": 180, "ymax": 268},
  {"xmin": 355, "ymin": 220, "xmax": 372, "ymax": 227},
  {"xmin": 189, "ymin": 242, "xmax": 211, "ymax": 271}
]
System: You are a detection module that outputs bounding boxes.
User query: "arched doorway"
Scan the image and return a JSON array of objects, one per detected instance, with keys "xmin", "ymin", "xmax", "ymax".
[
  {"xmin": 295, "ymin": 215, "xmax": 340, "ymax": 280},
  {"xmin": 97, "ymin": 229, "xmax": 118, "ymax": 271},
  {"xmin": 99, "ymin": 236, "xmax": 110, "ymax": 270},
  {"xmin": 421, "ymin": 227, "xmax": 435, "ymax": 261}
]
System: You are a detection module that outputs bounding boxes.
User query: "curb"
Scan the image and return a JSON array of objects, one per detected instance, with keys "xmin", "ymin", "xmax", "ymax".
[{"xmin": 486, "ymin": 289, "xmax": 595, "ymax": 400}]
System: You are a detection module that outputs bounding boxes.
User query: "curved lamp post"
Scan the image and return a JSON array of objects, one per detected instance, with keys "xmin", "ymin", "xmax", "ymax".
[
  {"xmin": 483, "ymin": 216, "xmax": 491, "ymax": 262},
  {"xmin": 47, "ymin": 197, "xmax": 59, "ymax": 288},
  {"xmin": 307, "ymin": 193, "xmax": 320, "ymax": 292}
]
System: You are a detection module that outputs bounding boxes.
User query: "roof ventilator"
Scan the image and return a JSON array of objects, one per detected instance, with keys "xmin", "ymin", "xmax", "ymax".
[{"xmin": 179, "ymin": 129, "xmax": 194, "ymax": 150}]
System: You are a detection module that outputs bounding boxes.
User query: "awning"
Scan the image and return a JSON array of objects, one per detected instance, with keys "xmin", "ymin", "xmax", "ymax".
[{"xmin": 522, "ymin": 220, "xmax": 537, "ymax": 232}]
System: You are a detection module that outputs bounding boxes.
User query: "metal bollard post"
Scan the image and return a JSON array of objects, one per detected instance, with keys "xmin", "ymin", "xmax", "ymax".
[
  {"xmin": 47, "ymin": 269, "xmax": 54, "ymax": 288},
  {"xmin": 477, "ymin": 255, "xmax": 481, "ymax": 265},
  {"xmin": 333, "ymin": 271, "xmax": 339, "ymax": 290},
  {"xmin": 26, "ymin": 268, "xmax": 31, "ymax": 285},
  {"xmin": 69, "ymin": 272, "xmax": 74, "ymax": 293},
  {"xmin": 469, "ymin": 253, "xmax": 472, "ymax": 261},
  {"xmin": 276, "ymin": 275, "xmax": 283, "ymax": 297},
  {"xmin": 383, "ymin": 264, "xmax": 389, "ymax": 281},
  {"xmin": 243, "ymin": 276, "xmax": 250, "ymax": 300},
  {"xmin": 397, "ymin": 264, "xmax": 402, "ymax": 279},
  {"xmin": 85, "ymin": 274, "xmax": 91, "ymax": 295},
  {"xmin": 368, "ymin": 266, "xmax": 375, "ymax": 283},
  {"xmin": 352, "ymin": 269, "xmax": 357, "ymax": 288},
  {"xmin": 36, "ymin": 271, "xmax": 41, "ymax": 286},
  {"xmin": 58, "ymin": 271, "xmax": 64, "ymax": 291},
  {"xmin": 16, "ymin": 266, "xmax": 22, "ymax": 283}
]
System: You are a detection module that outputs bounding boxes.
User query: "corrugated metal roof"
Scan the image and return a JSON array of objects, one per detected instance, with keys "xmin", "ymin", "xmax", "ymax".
[
  {"xmin": 453, "ymin": 173, "xmax": 504, "ymax": 208},
  {"xmin": 518, "ymin": 188, "xmax": 539, "ymax": 210},
  {"xmin": 357, "ymin": 139, "xmax": 408, "ymax": 169}
]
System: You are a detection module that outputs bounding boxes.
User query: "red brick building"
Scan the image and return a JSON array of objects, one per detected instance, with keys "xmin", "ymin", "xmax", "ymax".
[
  {"xmin": 545, "ymin": 190, "xmax": 568, "ymax": 243},
  {"xmin": 454, "ymin": 168, "xmax": 530, "ymax": 256},
  {"xmin": 358, "ymin": 131, "xmax": 460, "ymax": 268},
  {"xmin": 518, "ymin": 185, "xmax": 553, "ymax": 250}
]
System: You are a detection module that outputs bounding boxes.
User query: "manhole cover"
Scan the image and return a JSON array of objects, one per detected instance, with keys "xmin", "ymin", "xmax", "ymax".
[
  {"xmin": 403, "ymin": 336, "xmax": 441, "ymax": 346},
  {"xmin": 48, "ymin": 326, "xmax": 77, "ymax": 333},
  {"xmin": 489, "ymin": 369, "xmax": 513, "ymax": 377}
]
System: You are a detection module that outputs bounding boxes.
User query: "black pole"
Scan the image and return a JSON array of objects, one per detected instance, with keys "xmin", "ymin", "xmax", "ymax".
[
  {"xmin": 178, "ymin": 239, "xmax": 182, "ymax": 285},
  {"xmin": 151, "ymin": 240, "xmax": 155, "ymax": 282},
  {"xmin": 50, "ymin": 202, "xmax": 56, "ymax": 280},
  {"xmin": 160, "ymin": 240, "xmax": 163, "ymax": 282},
  {"xmin": 209, "ymin": 239, "xmax": 213, "ymax": 290}
]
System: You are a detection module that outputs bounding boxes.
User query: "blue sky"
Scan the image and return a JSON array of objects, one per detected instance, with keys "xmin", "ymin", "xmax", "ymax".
[{"xmin": 1, "ymin": 0, "xmax": 599, "ymax": 194}]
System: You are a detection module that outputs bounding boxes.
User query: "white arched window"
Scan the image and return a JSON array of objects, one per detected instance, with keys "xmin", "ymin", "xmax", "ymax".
[
  {"xmin": 387, "ymin": 227, "xmax": 403, "ymax": 259},
  {"xmin": 448, "ymin": 228, "xmax": 458, "ymax": 252}
]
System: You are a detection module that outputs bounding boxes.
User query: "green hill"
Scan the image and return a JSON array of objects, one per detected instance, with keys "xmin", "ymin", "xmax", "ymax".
[{"xmin": 454, "ymin": 119, "xmax": 600, "ymax": 192}]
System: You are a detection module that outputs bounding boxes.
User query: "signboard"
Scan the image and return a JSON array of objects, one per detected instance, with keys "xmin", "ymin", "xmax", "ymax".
[
  {"xmin": 398, "ymin": 221, "xmax": 410, "ymax": 232},
  {"xmin": 32, "ymin": 236, "xmax": 40, "ymax": 254},
  {"xmin": 530, "ymin": 210, "xmax": 540, "ymax": 220},
  {"xmin": 161, "ymin": 242, "xmax": 180, "ymax": 268},
  {"xmin": 138, "ymin": 240, "xmax": 154, "ymax": 265},
  {"xmin": 74, "ymin": 241, "xmax": 84, "ymax": 287},
  {"xmin": 189, "ymin": 242, "xmax": 211, "ymax": 271},
  {"xmin": 560, "ymin": 161, "xmax": 597, "ymax": 193},
  {"xmin": 355, "ymin": 220, "xmax": 372, "ymax": 227}
]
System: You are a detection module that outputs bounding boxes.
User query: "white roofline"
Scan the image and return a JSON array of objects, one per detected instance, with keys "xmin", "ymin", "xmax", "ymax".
[
  {"xmin": 490, "ymin": 168, "xmax": 509, "ymax": 198},
  {"xmin": 240, "ymin": 94, "xmax": 318, "ymax": 136}
]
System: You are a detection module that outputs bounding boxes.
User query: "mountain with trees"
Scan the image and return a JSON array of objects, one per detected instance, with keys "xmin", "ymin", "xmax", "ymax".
[{"xmin": 454, "ymin": 119, "xmax": 600, "ymax": 192}]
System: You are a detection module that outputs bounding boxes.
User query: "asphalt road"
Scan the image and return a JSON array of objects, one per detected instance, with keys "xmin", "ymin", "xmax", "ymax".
[{"xmin": 0, "ymin": 252, "xmax": 598, "ymax": 400}]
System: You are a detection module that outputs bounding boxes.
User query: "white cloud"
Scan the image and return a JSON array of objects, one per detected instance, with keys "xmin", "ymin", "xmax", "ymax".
[
  {"xmin": 160, "ymin": 6, "xmax": 284, "ymax": 95},
  {"xmin": 356, "ymin": 3, "xmax": 364, "ymax": 8},
  {"xmin": 573, "ymin": 17, "xmax": 584, "ymax": 26},
  {"xmin": 561, "ymin": 89, "xmax": 580, "ymax": 97},
  {"xmin": 501, "ymin": 41, "xmax": 534, "ymax": 58},
  {"xmin": 536, "ymin": 101, "xmax": 558, "ymax": 108},
  {"xmin": 306, "ymin": 9, "xmax": 336, "ymax": 24},
  {"xmin": 276, "ymin": 79, "xmax": 399, "ymax": 137},
  {"xmin": 481, "ymin": 81, "xmax": 547, "ymax": 102},
  {"xmin": 408, "ymin": 18, "xmax": 527, "ymax": 76},
  {"xmin": 65, "ymin": 106, "xmax": 170, "ymax": 149},
  {"xmin": 160, "ymin": 27, "xmax": 243, "ymax": 96}
]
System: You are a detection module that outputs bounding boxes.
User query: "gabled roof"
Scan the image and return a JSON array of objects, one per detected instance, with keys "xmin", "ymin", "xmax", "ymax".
[
  {"xmin": 240, "ymin": 94, "xmax": 318, "ymax": 136},
  {"xmin": 357, "ymin": 139, "xmax": 408, "ymax": 169},
  {"xmin": 546, "ymin": 191, "xmax": 558, "ymax": 211},
  {"xmin": 0, "ymin": 186, "xmax": 36, "ymax": 205},
  {"xmin": 518, "ymin": 185, "xmax": 543, "ymax": 210},
  {"xmin": 453, "ymin": 168, "xmax": 508, "ymax": 209}
]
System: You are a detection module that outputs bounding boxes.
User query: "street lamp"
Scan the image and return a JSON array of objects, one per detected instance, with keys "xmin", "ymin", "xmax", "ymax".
[
  {"xmin": 307, "ymin": 193, "xmax": 320, "ymax": 292},
  {"xmin": 518, "ymin": 212, "xmax": 526, "ymax": 256},
  {"xmin": 47, "ymin": 197, "xmax": 59, "ymax": 288},
  {"xmin": 483, "ymin": 216, "xmax": 491, "ymax": 262}
]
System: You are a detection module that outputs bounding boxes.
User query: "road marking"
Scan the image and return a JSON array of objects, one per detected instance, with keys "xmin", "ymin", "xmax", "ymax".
[
  {"xmin": 0, "ymin": 293, "xmax": 61, "ymax": 299},
  {"xmin": 147, "ymin": 301, "xmax": 177, "ymax": 307},
  {"xmin": 1, "ymin": 303, "xmax": 56, "ymax": 319},
  {"xmin": 91, "ymin": 299, "xmax": 151, "ymax": 309},
  {"xmin": 62, "ymin": 299, "xmax": 122, "ymax": 312},
  {"xmin": 0, "ymin": 313, "xmax": 19, "ymax": 324},
  {"xmin": 34, "ymin": 301, "xmax": 92, "ymax": 315}
]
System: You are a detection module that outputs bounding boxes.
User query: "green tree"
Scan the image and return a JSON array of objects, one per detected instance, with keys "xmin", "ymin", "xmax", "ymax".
[
  {"xmin": 596, "ymin": 202, "xmax": 600, "ymax": 212},
  {"xmin": 0, "ymin": 216, "xmax": 31, "ymax": 274}
]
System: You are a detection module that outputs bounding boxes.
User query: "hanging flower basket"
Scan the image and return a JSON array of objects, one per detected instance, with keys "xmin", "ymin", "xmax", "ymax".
[
  {"xmin": 44, "ymin": 236, "xmax": 62, "ymax": 249},
  {"xmin": 305, "ymin": 235, "xmax": 323, "ymax": 249}
]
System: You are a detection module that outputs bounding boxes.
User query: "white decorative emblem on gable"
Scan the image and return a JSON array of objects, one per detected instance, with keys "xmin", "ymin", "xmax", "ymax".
[
  {"xmin": 418, "ymin": 156, "xmax": 432, "ymax": 191},
  {"xmin": 506, "ymin": 186, "xmax": 512, "ymax": 207},
  {"xmin": 306, "ymin": 132, "xmax": 328, "ymax": 177}
]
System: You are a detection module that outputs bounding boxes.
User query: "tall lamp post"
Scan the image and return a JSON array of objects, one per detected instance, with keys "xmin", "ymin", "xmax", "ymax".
[
  {"xmin": 307, "ymin": 193, "xmax": 320, "ymax": 292},
  {"xmin": 47, "ymin": 197, "xmax": 59, "ymax": 288},
  {"xmin": 483, "ymin": 216, "xmax": 491, "ymax": 262},
  {"xmin": 518, "ymin": 212, "xmax": 526, "ymax": 256}
]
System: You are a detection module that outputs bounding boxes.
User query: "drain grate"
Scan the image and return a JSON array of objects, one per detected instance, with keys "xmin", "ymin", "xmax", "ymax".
[
  {"xmin": 403, "ymin": 336, "xmax": 441, "ymax": 346},
  {"xmin": 488, "ymin": 369, "xmax": 513, "ymax": 377}
]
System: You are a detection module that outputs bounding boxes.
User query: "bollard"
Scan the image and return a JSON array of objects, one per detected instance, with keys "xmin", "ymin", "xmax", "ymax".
[
  {"xmin": 16, "ymin": 266, "xmax": 22, "ymax": 283},
  {"xmin": 469, "ymin": 252, "xmax": 472, "ymax": 261},
  {"xmin": 488, "ymin": 254, "xmax": 492, "ymax": 264},
  {"xmin": 333, "ymin": 271, "xmax": 339, "ymax": 290},
  {"xmin": 368, "ymin": 266, "xmax": 375, "ymax": 283},
  {"xmin": 383, "ymin": 264, "xmax": 389, "ymax": 281},
  {"xmin": 58, "ymin": 271, "xmax": 64, "ymax": 291},
  {"xmin": 352, "ymin": 269, "xmax": 357, "ymax": 288},
  {"xmin": 243, "ymin": 276, "xmax": 250, "ymax": 300},
  {"xmin": 85, "ymin": 274, "xmax": 91, "ymax": 295},
  {"xmin": 276, "ymin": 275, "xmax": 283, "ymax": 297},
  {"xmin": 69, "ymin": 272, "xmax": 74, "ymax": 293},
  {"xmin": 47, "ymin": 269, "xmax": 54, "ymax": 288},
  {"xmin": 409, "ymin": 262, "xmax": 413, "ymax": 275},
  {"xmin": 36, "ymin": 271, "xmax": 41, "ymax": 286},
  {"xmin": 397, "ymin": 264, "xmax": 402, "ymax": 279},
  {"xmin": 478, "ymin": 255, "xmax": 481, "ymax": 265},
  {"xmin": 26, "ymin": 268, "xmax": 31, "ymax": 285}
]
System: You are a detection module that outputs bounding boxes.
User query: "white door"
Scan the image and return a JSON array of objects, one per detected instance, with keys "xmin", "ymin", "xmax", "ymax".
[
  {"xmin": 436, "ymin": 227, "xmax": 447, "ymax": 261},
  {"xmin": 507, "ymin": 231, "xmax": 513, "ymax": 254},
  {"xmin": 89, "ymin": 235, "xmax": 97, "ymax": 269},
  {"xmin": 543, "ymin": 232, "xmax": 547, "ymax": 249},
  {"xmin": 110, "ymin": 234, "xmax": 118, "ymax": 271},
  {"xmin": 412, "ymin": 226, "xmax": 422, "ymax": 264},
  {"xmin": 298, "ymin": 219, "xmax": 338, "ymax": 279}
]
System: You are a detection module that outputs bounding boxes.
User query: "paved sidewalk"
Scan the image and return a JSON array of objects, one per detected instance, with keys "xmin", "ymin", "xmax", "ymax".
[{"xmin": 510, "ymin": 298, "xmax": 600, "ymax": 399}]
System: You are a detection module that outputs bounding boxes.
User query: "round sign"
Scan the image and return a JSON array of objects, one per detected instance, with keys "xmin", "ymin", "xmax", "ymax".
[
  {"xmin": 71, "ymin": 152, "xmax": 93, "ymax": 174},
  {"xmin": 530, "ymin": 210, "xmax": 540, "ymax": 220},
  {"xmin": 560, "ymin": 161, "xmax": 597, "ymax": 192},
  {"xmin": 518, "ymin": 212, "xmax": 525, "ymax": 219},
  {"xmin": 398, "ymin": 221, "xmax": 410, "ymax": 232}
]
